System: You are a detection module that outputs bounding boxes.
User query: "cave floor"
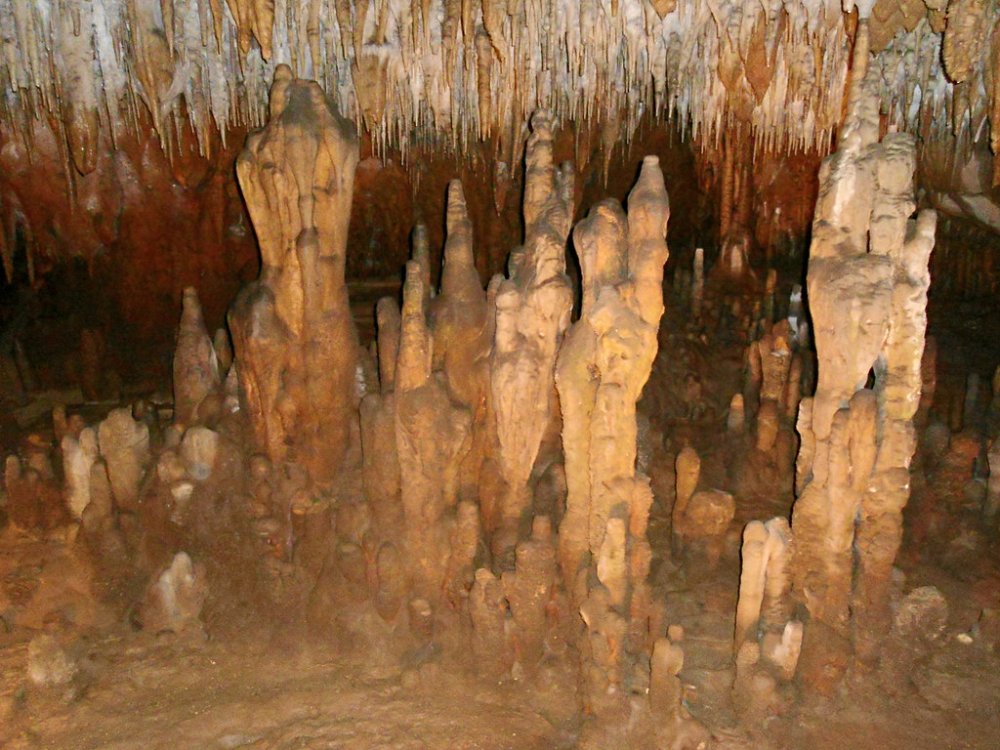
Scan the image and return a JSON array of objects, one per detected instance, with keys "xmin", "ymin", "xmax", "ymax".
[
  {"xmin": 1, "ymin": 522, "xmax": 998, "ymax": 750},
  {"xmin": 0, "ymin": 615, "xmax": 564, "ymax": 749}
]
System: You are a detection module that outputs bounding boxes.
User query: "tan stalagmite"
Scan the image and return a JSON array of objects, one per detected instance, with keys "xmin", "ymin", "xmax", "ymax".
[
  {"xmin": 648, "ymin": 635, "xmax": 708, "ymax": 747},
  {"xmin": 672, "ymin": 446, "xmax": 701, "ymax": 541},
  {"xmin": 96, "ymin": 408, "xmax": 150, "ymax": 512},
  {"xmin": 554, "ymin": 156, "xmax": 670, "ymax": 722},
  {"xmin": 491, "ymin": 112, "xmax": 574, "ymax": 540},
  {"xmin": 502, "ymin": 516, "xmax": 557, "ymax": 668},
  {"xmin": 393, "ymin": 259, "xmax": 473, "ymax": 602},
  {"xmin": 735, "ymin": 518, "xmax": 796, "ymax": 671},
  {"xmin": 469, "ymin": 568, "xmax": 511, "ymax": 678},
  {"xmin": 229, "ymin": 64, "xmax": 360, "ymax": 485},
  {"xmin": 173, "ymin": 287, "xmax": 221, "ymax": 426},
  {"xmin": 360, "ymin": 298, "xmax": 403, "ymax": 542},
  {"xmin": 790, "ymin": 21, "xmax": 937, "ymax": 669},
  {"xmin": 558, "ymin": 157, "xmax": 670, "ymax": 583},
  {"xmin": 62, "ymin": 427, "xmax": 98, "ymax": 520},
  {"xmin": 435, "ymin": 180, "xmax": 491, "ymax": 412}
]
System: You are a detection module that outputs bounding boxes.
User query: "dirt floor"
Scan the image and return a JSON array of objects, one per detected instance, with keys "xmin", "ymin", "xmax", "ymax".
[{"xmin": 1, "ymin": 516, "xmax": 998, "ymax": 750}]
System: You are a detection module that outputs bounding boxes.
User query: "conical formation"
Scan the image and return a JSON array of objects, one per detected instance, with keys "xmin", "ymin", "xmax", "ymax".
[{"xmin": 229, "ymin": 65, "xmax": 361, "ymax": 485}]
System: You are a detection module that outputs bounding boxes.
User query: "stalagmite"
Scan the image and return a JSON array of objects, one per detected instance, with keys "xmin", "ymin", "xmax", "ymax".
[
  {"xmin": 137, "ymin": 552, "xmax": 208, "ymax": 634},
  {"xmin": 173, "ymin": 287, "xmax": 221, "ymax": 426},
  {"xmin": 97, "ymin": 408, "xmax": 150, "ymax": 512},
  {"xmin": 674, "ymin": 489, "xmax": 736, "ymax": 568},
  {"xmin": 672, "ymin": 446, "xmax": 700, "ymax": 538},
  {"xmin": 469, "ymin": 568, "xmax": 512, "ymax": 678},
  {"xmin": 727, "ymin": 394, "xmax": 746, "ymax": 433},
  {"xmin": 735, "ymin": 517, "xmax": 797, "ymax": 679},
  {"xmin": 492, "ymin": 112, "xmax": 574, "ymax": 542},
  {"xmin": 553, "ymin": 156, "xmax": 671, "ymax": 735},
  {"xmin": 648, "ymin": 634, "xmax": 708, "ymax": 747},
  {"xmin": 691, "ymin": 247, "xmax": 704, "ymax": 320},
  {"xmin": 179, "ymin": 426, "xmax": 220, "ymax": 482},
  {"xmin": 789, "ymin": 30, "xmax": 937, "ymax": 673},
  {"xmin": 557, "ymin": 156, "xmax": 669, "ymax": 582},
  {"xmin": 62, "ymin": 427, "xmax": 98, "ymax": 520},
  {"xmin": 502, "ymin": 516, "xmax": 557, "ymax": 667},
  {"xmin": 230, "ymin": 65, "xmax": 360, "ymax": 485}
]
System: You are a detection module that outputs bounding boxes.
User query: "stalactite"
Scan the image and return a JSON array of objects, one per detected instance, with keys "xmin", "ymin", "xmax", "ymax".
[{"xmin": 0, "ymin": 0, "xmax": 986, "ymax": 187}]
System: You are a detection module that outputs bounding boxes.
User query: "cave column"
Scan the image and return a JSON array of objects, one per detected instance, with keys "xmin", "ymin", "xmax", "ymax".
[{"xmin": 228, "ymin": 65, "xmax": 361, "ymax": 485}]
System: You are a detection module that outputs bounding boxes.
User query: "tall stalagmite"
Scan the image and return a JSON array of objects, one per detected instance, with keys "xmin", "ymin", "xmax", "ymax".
[
  {"xmin": 490, "ymin": 112, "xmax": 574, "ymax": 546},
  {"xmin": 790, "ymin": 19, "xmax": 937, "ymax": 674},
  {"xmin": 556, "ymin": 156, "xmax": 672, "ymax": 724},
  {"xmin": 229, "ymin": 64, "xmax": 360, "ymax": 485}
]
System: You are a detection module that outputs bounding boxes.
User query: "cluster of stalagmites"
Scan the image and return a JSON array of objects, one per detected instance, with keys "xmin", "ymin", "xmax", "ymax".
[
  {"xmin": 3, "ymin": 393, "xmax": 216, "ymax": 635},
  {"xmin": 729, "ymin": 33, "xmax": 938, "ymax": 717},
  {"xmin": 106, "ymin": 69, "xmax": 699, "ymax": 744}
]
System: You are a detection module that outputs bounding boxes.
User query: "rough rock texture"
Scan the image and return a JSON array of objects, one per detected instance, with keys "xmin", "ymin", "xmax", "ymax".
[
  {"xmin": 229, "ymin": 65, "xmax": 361, "ymax": 485},
  {"xmin": 555, "ymin": 155, "xmax": 673, "ymax": 728},
  {"xmin": 790, "ymin": 27, "xmax": 937, "ymax": 674},
  {"xmin": 137, "ymin": 551, "xmax": 208, "ymax": 634},
  {"xmin": 491, "ymin": 113, "xmax": 574, "ymax": 541}
]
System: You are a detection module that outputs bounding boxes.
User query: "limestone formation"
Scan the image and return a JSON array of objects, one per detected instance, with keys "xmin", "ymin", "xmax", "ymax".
[
  {"xmin": 229, "ymin": 65, "xmax": 360, "ymax": 485},
  {"xmin": 137, "ymin": 552, "xmax": 208, "ymax": 634},
  {"xmin": 879, "ymin": 586, "xmax": 949, "ymax": 694},
  {"xmin": 173, "ymin": 287, "xmax": 220, "ymax": 426},
  {"xmin": 674, "ymin": 490, "xmax": 736, "ymax": 569},
  {"xmin": 394, "ymin": 260, "xmax": 473, "ymax": 601},
  {"xmin": 62, "ymin": 427, "xmax": 98, "ymax": 520},
  {"xmin": 648, "ymin": 635, "xmax": 708, "ymax": 747},
  {"xmin": 491, "ymin": 112, "xmax": 574, "ymax": 540},
  {"xmin": 735, "ymin": 518, "xmax": 797, "ymax": 676},
  {"xmin": 502, "ymin": 517, "xmax": 557, "ymax": 667},
  {"xmin": 179, "ymin": 426, "xmax": 220, "ymax": 482},
  {"xmin": 469, "ymin": 568, "xmax": 511, "ymax": 679},
  {"xmin": 672, "ymin": 446, "xmax": 701, "ymax": 537},
  {"xmin": 97, "ymin": 407, "xmax": 150, "ymax": 512},
  {"xmin": 789, "ymin": 29, "xmax": 937, "ymax": 670},
  {"xmin": 4, "ymin": 454, "xmax": 66, "ymax": 530},
  {"xmin": 555, "ymin": 156, "xmax": 670, "ymax": 725}
]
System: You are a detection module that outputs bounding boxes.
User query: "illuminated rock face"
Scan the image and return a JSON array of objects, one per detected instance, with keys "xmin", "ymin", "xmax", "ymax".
[{"xmin": 229, "ymin": 65, "xmax": 361, "ymax": 485}]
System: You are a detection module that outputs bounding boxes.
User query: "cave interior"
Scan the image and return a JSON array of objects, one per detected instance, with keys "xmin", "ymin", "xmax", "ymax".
[{"xmin": 1, "ymin": 1, "xmax": 1000, "ymax": 749}]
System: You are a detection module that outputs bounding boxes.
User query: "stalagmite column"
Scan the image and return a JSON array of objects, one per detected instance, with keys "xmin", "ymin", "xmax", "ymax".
[
  {"xmin": 734, "ymin": 518, "xmax": 795, "ymax": 662},
  {"xmin": 97, "ymin": 408, "xmax": 150, "ymax": 512},
  {"xmin": 490, "ymin": 112, "xmax": 574, "ymax": 541},
  {"xmin": 555, "ymin": 156, "xmax": 670, "ymax": 722},
  {"xmin": 558, "ymin": 157, "xmax": 670, "ymax": 585},
  {"xmin": 393, "ymin": 260, "xmax": 473, "ymax": 601},
  {"xmin": 62, "ymin": 427, "xmax": 98, "ymax": 519},
  {"xmin": 789, "ymin": 22, "xmax": 936, "ymax": 670},
  {"xmin": 229, "ymin": 65, "xmax": 360, "ymax": 484},
  {"xmin": 173, "ymin": 287, "xmax": 221, "ymax": 426},
  {"xmin": 692, "ymin": 248, "xmax": 704, "ymax": 320}
]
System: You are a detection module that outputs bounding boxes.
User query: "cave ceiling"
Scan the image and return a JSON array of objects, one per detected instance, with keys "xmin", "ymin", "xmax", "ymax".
[{"xmin": 0, "ymin": 0, "xmax": 996, "ymax": 170}]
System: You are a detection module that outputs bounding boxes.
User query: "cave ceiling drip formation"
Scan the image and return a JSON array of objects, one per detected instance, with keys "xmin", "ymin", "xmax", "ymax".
[{"xmin": 0, "ymin": 0, "xmax": 997, "ymax": 174}]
